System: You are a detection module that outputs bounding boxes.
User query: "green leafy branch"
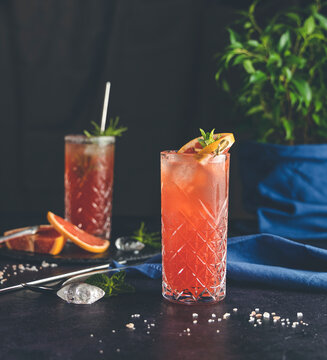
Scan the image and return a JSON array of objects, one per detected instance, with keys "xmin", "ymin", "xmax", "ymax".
[
  {"xmin": 85, "ymin": 271, "xmax": 135, "ymax": 297},
  {"xmin": 215, "ymin": 0, "xmax": 327, "ymax": 144},
  {"xmin": 198, "ymin": 128, "xmax": 218, "ymax": 148},
  {"xmin": 131, "ymin": 222, "xmax": 161, "ymax": 249},
  {"xmin": 84, "ymin": 117, "xmax": 128, "ymax": 137}
]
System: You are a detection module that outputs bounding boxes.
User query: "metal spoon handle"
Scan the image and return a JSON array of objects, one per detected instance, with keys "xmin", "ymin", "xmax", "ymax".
[{"xmin": 0, "ymin": 226, "xmax": 39, "ymax": 244}]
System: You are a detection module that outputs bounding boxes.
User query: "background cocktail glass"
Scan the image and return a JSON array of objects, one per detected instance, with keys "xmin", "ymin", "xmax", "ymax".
[
  {"xmin": 161, "ymin": 151, "xmax": 230, "ymax": 304},
  {"xmin": 65, "ymin": 135, "xmax": 115, "ymax": 239}
]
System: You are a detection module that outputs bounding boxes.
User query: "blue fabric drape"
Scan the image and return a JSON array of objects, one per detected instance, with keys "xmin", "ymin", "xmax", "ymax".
[
  {"xmin": 239, "ymin": 142, "xmax": 327, "ymax": 240},
  {"xmin": 119, "ymin": 234, "xmax": 327, "ymax": 291}
]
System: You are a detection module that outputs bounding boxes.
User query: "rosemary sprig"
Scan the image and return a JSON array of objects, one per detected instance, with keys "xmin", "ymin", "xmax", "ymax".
[
  {"xmin": 131, "ymin": 222, "xmax": 161, "ymax": 249},
  {"xmin": 84, "ymin": 117, "xmax": 128, "ymax": 137},
  {"xmin": 198, "ymin": 128, "xmax": 217, "ymax": 148},
  {"xmin": 85, "ymin": 271, "xmax": 135, "ymax": 297}
]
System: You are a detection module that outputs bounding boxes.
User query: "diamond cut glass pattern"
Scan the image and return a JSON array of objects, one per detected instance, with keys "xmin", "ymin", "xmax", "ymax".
[
  {"xmin": 65, "ymin": 136, "xmax": 115, "ymax": 239},
  {"xmin": 161, "ymin": 151, "xmax": 230, "ymax": 304}
]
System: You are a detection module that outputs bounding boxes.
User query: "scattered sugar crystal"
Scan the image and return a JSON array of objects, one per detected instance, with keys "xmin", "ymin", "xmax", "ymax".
[
  {"xmin": 273, "ymin": 316, "xmax": 280, "ymax": 321},
  {"xmin": 263, "ymin": 312, "xmax": 270, "ymax": 319},
  {"xmin": 41, "ymin": 261, "xmax": 50, "ymax": 268},
  {"xmin": 223, "ymin": 313, "xmax": 230, "ymax": 319},
  {"xmin": 212, "ymin": 314, "xmax": 216, "ymax": 318},
  {"xmin": 112, "ymin": 330, "xmax": 116, "ymax": 333},
  {"xmin": 116, "ymin": 349, "xmax": 120, "ymax": 353},
  {"xmin": 255, "ymin": 314, "xmax": 262, "ymax": 318},
  {"xmin": 192, "ymin": 313, "xmax": 198, "ymax": 318},
  {"xmin": 218, "ymin": 318, "xmax": 222, "ymax": 322},
  {"xmin": 216, "ymin": 330, "xmax": 220, "ymax": 333},
  {"xmin": 193, "ymin": 320, "xmax": 197, "ymax": 324},
  {"xmin": 186, "ymin": 328, "xmax": 190, "ymax": 332},
  {"xmin": 51, "ymin": 263, "xmax": 58, "ymax": 267},
  {"xmin": 125, "ymin": 323, "xmax": 135, "ymax": 329},
  {"xmin": 250, "ymin": 311, "xmax": 256, "ymax": 317},
  {"xmin": 297, "ymin": 312, "xmax": 303, "ymax": 319},
  {"xmin": 233, "ymin": 308, "xmax": 238, "ymax": 313},
  {"xmin": 99, "ymin": 350, "xmax": 103, "ymax": 354},
  {"xmin": 90, "ymin": 334, "xmax": 94, "ymax": 337},
  {"xmin": 208, "ymin": 319, "xmax": 214, "ymax": 323},
  {"xmin": 255, "ymin": 308, "xmax": 259, "ymax": 313}
]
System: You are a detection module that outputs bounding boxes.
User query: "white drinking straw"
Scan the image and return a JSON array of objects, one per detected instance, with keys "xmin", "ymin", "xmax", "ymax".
[{"xmin": 100, "ymin": 81, "xmax": 111, "ymax": 132}]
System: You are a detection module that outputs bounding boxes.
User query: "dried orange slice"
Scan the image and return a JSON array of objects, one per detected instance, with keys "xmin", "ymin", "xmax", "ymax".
[
  {"xmin": 47, "ymin": 212, "xmax": 110, "ymax": 253},
  {"xmin": 5, "ymin": 225, "xmax": 66, "ymax": 255}
]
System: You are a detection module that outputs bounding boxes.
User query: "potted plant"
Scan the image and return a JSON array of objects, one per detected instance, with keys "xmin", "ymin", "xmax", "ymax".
[{"xmin": 215, "ymin": 0, "xmax": 327, "ymax": 240}]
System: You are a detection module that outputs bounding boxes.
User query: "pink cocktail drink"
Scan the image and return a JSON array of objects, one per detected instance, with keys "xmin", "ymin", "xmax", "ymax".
[
  {"xmin": 161, "ymin": 151, "xmax": 230, "ymax": 304},
  {"xmin": 65, "ymin": 135, "xmax": 115, "ymax": 239}
]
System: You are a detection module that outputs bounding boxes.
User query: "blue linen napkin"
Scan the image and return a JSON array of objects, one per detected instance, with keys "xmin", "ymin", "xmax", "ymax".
[
  {"xmin": 117, "ymin": 234, "xmax": 327, "ymax": 291},
  {"xmin": 239, "ymin": 142, "xmax": 327, "ymax": 240}
]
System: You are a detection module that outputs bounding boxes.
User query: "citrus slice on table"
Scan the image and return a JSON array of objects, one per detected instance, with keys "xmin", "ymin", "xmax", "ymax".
[
  {"xmin": 5, "ymin": 225, "xmax": 66, "ymax": 255},
  {"xmin": 47, "ymin": 212, "xmax": 110, "ymax": 253}
]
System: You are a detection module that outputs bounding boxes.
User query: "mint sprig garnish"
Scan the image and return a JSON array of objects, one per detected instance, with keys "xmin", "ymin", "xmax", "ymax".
[
  {"xmin": 131, "ymin": 222, "xmax": 161, "ymax": 249},
  {"xmin": 84, "ymin": 117, "xmax": 128, "ymax": 137},
  {"xmin": 198, "ymin": 128, "xmax": 217, "ymax": 148},
  {"xmin": 85, "ymin": 271, "xmax": 135, "ymax": 297}
]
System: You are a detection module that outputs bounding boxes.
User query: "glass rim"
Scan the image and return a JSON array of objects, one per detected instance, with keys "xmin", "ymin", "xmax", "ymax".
[
  {"xmin": 161, "ymin": 150, "xmax": 230, "ymax": 160},
  {"xmin": 65, "ymin": 134, "xmax": 115, "ymax": 144}
]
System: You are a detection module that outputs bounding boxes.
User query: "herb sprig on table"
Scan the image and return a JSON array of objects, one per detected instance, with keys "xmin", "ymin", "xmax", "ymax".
[
  {"xmin": 84, "ymin": 117, "xmax": 128, "ymax": 137},
  {"xmin": 85, "ymin": 271, "xmax": 135, "ymax": 297},
  {"xmin": 132, "ymin": 222, "xmax": 161, "ymax": 249}
]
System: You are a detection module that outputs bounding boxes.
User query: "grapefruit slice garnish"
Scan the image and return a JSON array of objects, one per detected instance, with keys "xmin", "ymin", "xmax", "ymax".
[
  {"xmin": 47, "ymin": 212, "xmax": 110, "ymax": 253},
  {"xmin": 4, "ymin": 225, "xmax": 66, "ymax": 255},
  {"xmin": 178, "ymin": 132, "xmax": 235, "ymax": 162}
]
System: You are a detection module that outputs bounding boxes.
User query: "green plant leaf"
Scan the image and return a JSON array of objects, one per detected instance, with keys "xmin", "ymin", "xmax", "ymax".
[
  {"xmin": 249, "ymin": 71, "xmax": 267, "ymax": 84},
  {"xmin": 282, "ymin": 67, "xmax": 292, "ymax": 81},
  {"xmin": 228, "ymin": 28, "xmax": 238, "ymax": 44},
  {"xmin": 243, "ymin": 59, "xmax": 255, "ymax": 73},
  {"xmin": 315, "ymin": 13, "xmax": 327, "ymax": 30},
  {"xmin": 246, "ymin": 105, "xmax": 264, "ymax": 115},
  {"xmin": 281, "ymin": 117, "xmax": 294, "ymax": 140},
  {"xmin": 285, "ymin": 55, "xmax": 306, "ymax": 69},
  {"xmin": 278, "ymin": 31, "xmax": 291, "ymax": 52},
  {"xmin": 315, "ymin": 99, "xmax": 323, "ymax": 112},
  {"xmin": 267, "ymin": 53, "xmax": 282, "ymax": 67},
  {"xmin": 285, "ymin": 12, "xmax": 301, "ymax": 25},
  {"xmin": 291, "ymin": 77, "xmax": 312, "ymax": 106},
  {"xmin": 247, "ymin": 40, "xmax": 260, "ymax": 47},
  {"xmin": 312, "ymin": 114, "xmax": 321, "ymax": 125},
  {"xmin": 303, "ymin": 16, "xmax": 316, "ymax": 35},
  {"xmin": 233, "ymin": 55, "xmax": 247, "ymax": 66}
]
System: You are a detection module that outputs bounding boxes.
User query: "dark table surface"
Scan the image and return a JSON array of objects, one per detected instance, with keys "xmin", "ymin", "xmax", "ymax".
[{"xmin": 1, "ymin": 215, "xmax": 327, "ymax": 360}]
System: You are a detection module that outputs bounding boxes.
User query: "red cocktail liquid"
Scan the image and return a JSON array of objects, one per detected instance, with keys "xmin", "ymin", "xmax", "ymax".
[
  {"xmin": 161, "ymin": 151, "xmax": 230, "ymax": 304},
  {"xmin": 65, "ymin": 135, "xmax": 115, "ymax": 239}
]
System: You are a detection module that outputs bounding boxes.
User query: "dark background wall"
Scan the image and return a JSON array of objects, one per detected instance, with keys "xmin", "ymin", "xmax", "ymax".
[{"xmin": 0, "ymin": 0, "xmax": 301, "ymax": 228}]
